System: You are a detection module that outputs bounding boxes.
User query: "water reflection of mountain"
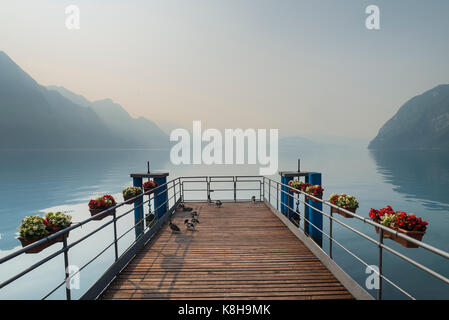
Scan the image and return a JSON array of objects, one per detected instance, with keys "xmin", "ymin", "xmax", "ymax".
[
  {"xmin": 0, "ymin": 149, "xmax": 170, "ymax": 250},
  {"xmin": 369, "ymin": 149, "xmax": 449, "ymax": 210}
]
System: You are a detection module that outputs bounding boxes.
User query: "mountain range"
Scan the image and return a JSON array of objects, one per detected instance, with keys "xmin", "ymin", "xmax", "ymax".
[
  {"xmin": 369, "ymin": 85, "xmax": 449, "ymax": 150},
  {"xmin": 2, "ymin": 51, "xmax": 448, "ymax": 151},
  {"xmin": 0, "ymin": 51, "xmax": 168, "ymax": 149}
]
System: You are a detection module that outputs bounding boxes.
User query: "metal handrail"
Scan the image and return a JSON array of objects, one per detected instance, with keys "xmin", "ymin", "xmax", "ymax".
[
  {"xmin": 1, "ymin": 174, "xmax": 448, "ymax": 300},
  {"xmin": 0, "ymin": 177, "xmax": 182, "ymax": 299},
  {"xmin": 263, "ymin": 176, "xmax": 449, "ymax": 300}
]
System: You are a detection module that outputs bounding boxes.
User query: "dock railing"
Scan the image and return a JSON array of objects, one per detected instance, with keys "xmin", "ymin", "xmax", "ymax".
[
  {"xmin": 0, "ymin": 178, "xmax": 183, "ymax": 300},
  {"xmin": 261, "ymin": 176, "xmax": 449, "ymax": 300},
  {"xmin": 0, "ymin": 175, "xmax": 448, "ymax": 300}
]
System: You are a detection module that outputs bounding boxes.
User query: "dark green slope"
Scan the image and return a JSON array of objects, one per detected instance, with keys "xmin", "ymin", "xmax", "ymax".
[{"xmin": 369, "ymin": 85, "xmax": 449, "ymax": 150}]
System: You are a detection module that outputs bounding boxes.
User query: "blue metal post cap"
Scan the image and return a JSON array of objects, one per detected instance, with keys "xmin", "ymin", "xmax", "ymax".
[
  {"xmin": 130, "ymin": 173, "xmax": 169, "ymax": 178},
  {"xmin": 279, "ymin": 171, "xmax": 314, "ymax": 178}
]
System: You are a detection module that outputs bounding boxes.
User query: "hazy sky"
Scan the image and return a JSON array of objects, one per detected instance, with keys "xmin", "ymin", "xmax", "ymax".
[{"xmin": 1, "ymin": 0, "xmax": 449, "ymax": 139}]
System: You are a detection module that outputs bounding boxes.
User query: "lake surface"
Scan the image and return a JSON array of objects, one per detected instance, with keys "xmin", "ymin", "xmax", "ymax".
[{"xmin": 0, "ymin": 146, "xmax": 448, "ymax": 299}]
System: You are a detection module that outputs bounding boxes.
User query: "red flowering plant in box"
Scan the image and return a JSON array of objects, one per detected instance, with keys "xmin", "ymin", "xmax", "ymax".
[
  {"xmin": 88, "ymin": 195, "xmax": 116, "ymax": 220},
  {"xmin": 389, "ymin": 211, "xmax": 428, "ymax": 247},
  {"xmin": 368, "ymin": 206, "xmax": 428, "ymax": 247},
  {"xmin": 369, "ymin": 205, "xmax": 394, "ymax": 223},
  {"xmin": 305, "ymin": 184, "xmax": 324, "ymax": 200},
  {"xmin": 88, "ymin": 195, "xmax": 116, "ymax": 211},
  {"xmin": 143, "ymin": 180, "xmax": 159, "ymax": 193},
  {"xmin": 300, "ymin": 182, "xmax": 311, "ymax": 192},
  {"xmin": 394, "ymin": 211, "xmax": 428, "ymax": 232}
]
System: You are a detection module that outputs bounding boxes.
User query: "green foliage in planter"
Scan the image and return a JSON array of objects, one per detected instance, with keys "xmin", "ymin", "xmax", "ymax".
[
  {"xmin": 45, "ymin": 212, "xmax": 72, "ymax": 229},
  {"xmin": 380, "ymin": 213, "xmax": 397, "ymax": 227},
  {"xmin": 329, "ymin": 193, "xmax": 359, "ymax": 209},
  {"xmin": 123, "ymin": 186, "xmax": 142, "ymax": 198},
  {"xmin": 18, "ymin": 215, "xmax": 49, "ymax": 240}
]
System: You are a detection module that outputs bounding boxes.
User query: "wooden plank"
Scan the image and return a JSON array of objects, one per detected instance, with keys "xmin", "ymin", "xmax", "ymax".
[{"xmin": 100, "ymin": 202, "xmax": 353, "ymax": 300}]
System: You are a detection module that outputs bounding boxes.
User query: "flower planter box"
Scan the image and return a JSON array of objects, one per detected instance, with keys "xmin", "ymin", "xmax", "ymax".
[
  {"xmin": 305, "ymin": 194, "xmax": 322, "ymax": 202},
  {"xmin": 123, "ymin": 194, "xmax": 141, "ymax": 204},
  {"xmin": 389, "ymin": 228, "xmax": 425, "ymax": 248},
  {"xmin": 289, "ymin": 188, "xmax": 300, "ymax": 194},
  {"xmin": 374, "ymin": 225, "xmax": 393, "ymax": 239},
  {"xmin": 89, "ymin": 208, "xmax": 116, "ymax": 221},
  {"xmin": 331, "ymin": 206, "xmax": 356, "ymax": 218},
  {"xmin": 143, "ymin": 187, "xmax": 157, "ymax": 194},
  {"xmin": 18, "ymin": 224, "xmax": 71, "ymax": 254}
]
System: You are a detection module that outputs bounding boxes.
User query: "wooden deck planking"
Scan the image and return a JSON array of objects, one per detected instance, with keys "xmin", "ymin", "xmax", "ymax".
[{"xmin": 100, "ymin": 202, "xmax": 353, "ymax": 300}]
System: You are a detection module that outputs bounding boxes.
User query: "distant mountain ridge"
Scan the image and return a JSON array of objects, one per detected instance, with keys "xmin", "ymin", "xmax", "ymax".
[
  {"xmin": 369, "ymin": 85, "xmax": 449, "ymax": 150},
  {"xmin": 0, "ymin": 51, "xmax": 168, "ymax": 148},
  {"xmin": 47, "ymin": 87, "xmax": 168, "ymax": 147}
]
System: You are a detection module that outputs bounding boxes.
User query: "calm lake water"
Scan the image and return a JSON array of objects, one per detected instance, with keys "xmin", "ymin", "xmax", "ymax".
[{"xmin": 0, "ymin": 146, "xmax": 448, "ymax": 299}]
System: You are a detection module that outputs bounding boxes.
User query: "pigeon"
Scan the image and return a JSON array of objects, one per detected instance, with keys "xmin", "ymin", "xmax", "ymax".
[
  {"xmin": 191, "ymin": 217, "xmax": 200, "ymax": 224},
  {"xmin": 215, "ymin": 200, "xmax": 222, "ymax": 207},
  {"xmin": 182, "ymin": 206, "xmax": 193, "ymax": 212},
  {"xmin": 251, "ymin": 196, "xmax": 256, "ymax": 203},
  {"xmin": 191, "ymin": 211, "xmax": 198, "ymax": 218},
  {"xmin": 169, "ymin": 220, "xmax": 180, "ymax": 233},
  {"xmin": 184, "ymin": 219, "xmax": 196, "ymax": 231}
]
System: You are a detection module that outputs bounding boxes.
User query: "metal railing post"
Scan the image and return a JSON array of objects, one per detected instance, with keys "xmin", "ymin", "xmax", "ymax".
[
  {"xmin": 178, "ymin": 178, "xmax": 182, "ymax": 199},
  {"xmin": 268, "ymin": 179, "xmax": 271, "ymax": 204},
  {"xmin": 261, "ymin": 178, "xmax": 264, "ymax": 201},
  {"xmin": 181, "ymin": 181, "xmax": 184, "ymax": 202},
  {"xmin": 276, "ymin": 182, "xmax": 279, "ymax": 210},
  {"xmin": 113, "ymin": 212, "xmax": 118, "ymax": 261},
  {"xmin": 63, "ymin": 235, "xmax": 71, "ymax": 300},
  {"xmin": 233, "ymin": 177, "xmax": 236, "ymax": 202},
  {"xmin": 329, "ymin": 208, "xmax": 333, "ymax": 259},
  {"xmin": 378, "ymin": 230, "xmax": 384, "ymax": 300},
  {"xmin": 172, "ymin": 180, "xmax": 176, "ymax": 207}
]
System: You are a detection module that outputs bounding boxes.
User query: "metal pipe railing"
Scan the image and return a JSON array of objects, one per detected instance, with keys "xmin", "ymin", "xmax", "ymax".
[
  {"xmin": 1, "ymin": 175, "xmax": 448, "ymax": 300},
  {"xmin": 263, "ymin": 176, "xmax": 449, "ymax": 300},
  {"xmin": 0, "ymin": 178, "xmax": 182, "ymax": 299}
]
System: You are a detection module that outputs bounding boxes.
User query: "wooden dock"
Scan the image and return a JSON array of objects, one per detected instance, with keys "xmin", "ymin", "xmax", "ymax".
[{"xmin": 101, "ymin": 202, "xmax": 353, "ymax": 300}]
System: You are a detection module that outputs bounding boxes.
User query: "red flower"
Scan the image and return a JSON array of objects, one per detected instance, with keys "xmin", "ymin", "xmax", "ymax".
[
  {"xmin": 369, "ymin": 206, "xmax": 428, "ymax": 232},
  {"xmin": 89, "ymin": 195, "xmax": 116, "ymax": 210},
  {"xmin": 143, "ymin": 180, "xmax": 159, "ymax": 191}
]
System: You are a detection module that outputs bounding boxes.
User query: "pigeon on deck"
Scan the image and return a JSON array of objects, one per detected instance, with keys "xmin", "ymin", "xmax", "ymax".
[
  {"xmin": 251, "ymin": 196, "xmax": 256, "ymax": 203},
  {"xmin": 169, "ymin": 220, "xmax": 180, "ymax": 233},
  {"xmin": 215, "ymin": 200, "xmax": 222, "ymax": 207},
  {"xmin": 184, "ymin": 219, "xmax": 196, "ymax": 231},
  {"xmin": 191, "ymin": 211, "xmax": 198, "ymax": 218}
]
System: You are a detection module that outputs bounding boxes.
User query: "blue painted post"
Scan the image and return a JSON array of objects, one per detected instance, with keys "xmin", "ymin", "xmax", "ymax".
[
  {"xmin": 281, "ymin": 176, "xmax": 286, "ymax": 215},
  {"xmin": 280, "ymin": 176, "xmax": 293, "ymax": 218},
  {"xmin": 154, "ymin": 176, "xmax": 168, "ymax": 219},
  {"xmin": 132, "ymin": 177, "xmax": 144, "ymax": 238},
  {"xmin": 306, "ymin": 173, "xmax": 323, "ymax": 247}
]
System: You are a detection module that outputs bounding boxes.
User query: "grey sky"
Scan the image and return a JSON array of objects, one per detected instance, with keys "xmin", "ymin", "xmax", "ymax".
[{"xmin": 1, "ymin": 0, "xmax": 448, "ymax": 139}]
